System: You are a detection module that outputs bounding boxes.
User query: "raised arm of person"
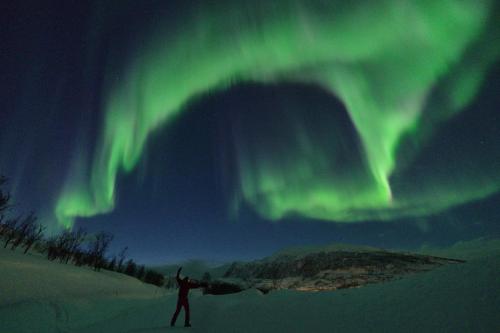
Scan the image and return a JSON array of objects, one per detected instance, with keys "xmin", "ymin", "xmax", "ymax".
[{"xmin": 176, "ymin": 267, "xmax": 182, "ymax": 284}]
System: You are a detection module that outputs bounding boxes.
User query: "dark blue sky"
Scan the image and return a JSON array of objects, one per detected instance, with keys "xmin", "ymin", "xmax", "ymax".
[
  {"xmin": 1, "ymin": 1, "xmax": 499, "ymax": 265},
  {"xmin": 73, "ymin": 80, "xmax": 500, "ymax": 265}
]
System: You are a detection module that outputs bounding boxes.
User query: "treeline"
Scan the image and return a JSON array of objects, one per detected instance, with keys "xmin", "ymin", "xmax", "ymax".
[{"xmin": 0, "ymin": 176, "xmax": 164, "ymax": 287}]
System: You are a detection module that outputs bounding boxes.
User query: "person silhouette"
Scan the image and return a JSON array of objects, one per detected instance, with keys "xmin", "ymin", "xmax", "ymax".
[{"xmin": 170, "ymin": 267, "xmax": 202, "ymax": 327}]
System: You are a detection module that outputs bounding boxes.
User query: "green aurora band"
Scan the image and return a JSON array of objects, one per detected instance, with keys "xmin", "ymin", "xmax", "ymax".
[{"xmin": 56, "ymin": 0, "xmax": 500, "ymax": 227}]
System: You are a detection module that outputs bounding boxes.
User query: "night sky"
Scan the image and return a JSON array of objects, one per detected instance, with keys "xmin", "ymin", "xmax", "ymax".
[{"xmin": 1, "ymin": 0, "xmax": 499, "ymax": 265}]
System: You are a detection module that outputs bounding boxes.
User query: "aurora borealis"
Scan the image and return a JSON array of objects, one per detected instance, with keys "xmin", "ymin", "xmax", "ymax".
[
  {"xmin": 1, "ymin": 0, "xmax": 499, "ymax": 262},
  {"xmin": 53, "ymin": 0, "xmax": 500, "ymax": 226}
]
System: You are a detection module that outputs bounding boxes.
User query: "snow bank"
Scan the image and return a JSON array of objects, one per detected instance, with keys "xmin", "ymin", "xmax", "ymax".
[{"xmin": 0, "ymin": 247, "xmax": 166, "ymax": 332}]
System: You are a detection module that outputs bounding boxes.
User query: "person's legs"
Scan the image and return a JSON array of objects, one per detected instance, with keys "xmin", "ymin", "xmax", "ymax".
[
  {"xmin": 184, "ymin": 300, "xmax": 191, "ymax": 327},
  {"xmin": 170, "ymin": 300, "xmax": 182, "ymax": 326}
]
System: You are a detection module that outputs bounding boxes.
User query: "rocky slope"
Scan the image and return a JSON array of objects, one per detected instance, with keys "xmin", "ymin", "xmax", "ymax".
[{"xmin": 205, "ymin": 248, "xmax": 465, "ymax": 294}]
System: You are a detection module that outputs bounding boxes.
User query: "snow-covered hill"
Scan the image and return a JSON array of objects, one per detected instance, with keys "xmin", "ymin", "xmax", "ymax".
[{"xmin": 1, "ymin": 239, "xmax": 499, "ymax": 332}]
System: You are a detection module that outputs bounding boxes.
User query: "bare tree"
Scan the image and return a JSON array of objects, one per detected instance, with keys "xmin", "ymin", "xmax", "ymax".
[
  {"xmin": 164, "ymin": 276, "xmax": 177, "ymax": 289},
  {"xmin": 143, "ymin": 270, "xmax": 165, "ymax": 287},
  {"xmin": 46, "ymin": 236, "xmax": 59, "ymax": 260},
  {"xmin": 3, "ymin": 217, "xmax": 20, "ymax": 248},
  {"xmin": 107, "ymin": 255, "xmax": 117, "ymax": 271},
  {"xmin": 124, "ymin": 259, "xmax": 137, "ymax": 276},
  {"xmin": 66, "ymin": 227, "xmax": 87, "ymax": 264},
  {"xmin": 0, "ymin": 214, "xmax": 8, "ymax": 236},
  {"xmin": 0, "ymin": 176, "xmax": 11, "ymax": 236},
  {"xmin": 72, "ymin": 250, "xmax": 86, "ymax": 266},
  {"xmin": 0, "ymin": 176, "xmax": 10, "ymax": 215},
  {"xmin": 10, "ymin": 212, "xmax": 37, "ymax": 251},
  {"xmin": 47, "ymin": 230, "xmax": 75, "ymax": 262},
  {"xmin": 87, "ymin": 232, "xmax": 113, "ymax": 271},
  {"xmin": 23, "ymin": 222, "xmax": 45, "ymax": 254},
  {"xmin": 49, "ymin": 230, "xmax": 71, "ymax": 262},
  {"xmin": 136, "ymin": 265, "xmax": 146, "ymax": 280},
  {"xmin": 116, "ymin": 246, "xmax": 128, "ymax": 272}
]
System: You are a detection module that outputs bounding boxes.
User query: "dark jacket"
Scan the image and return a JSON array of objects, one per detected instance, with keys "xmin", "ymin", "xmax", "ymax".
[{"xmin": 177, "ymin": 272, "xmax": 200, "ymax": 299}]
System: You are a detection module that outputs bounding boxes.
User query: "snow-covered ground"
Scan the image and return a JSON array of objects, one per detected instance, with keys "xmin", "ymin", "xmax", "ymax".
[{"xmin": 1, "ymin": 239, "xmax": 499, "ymax": 333}]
